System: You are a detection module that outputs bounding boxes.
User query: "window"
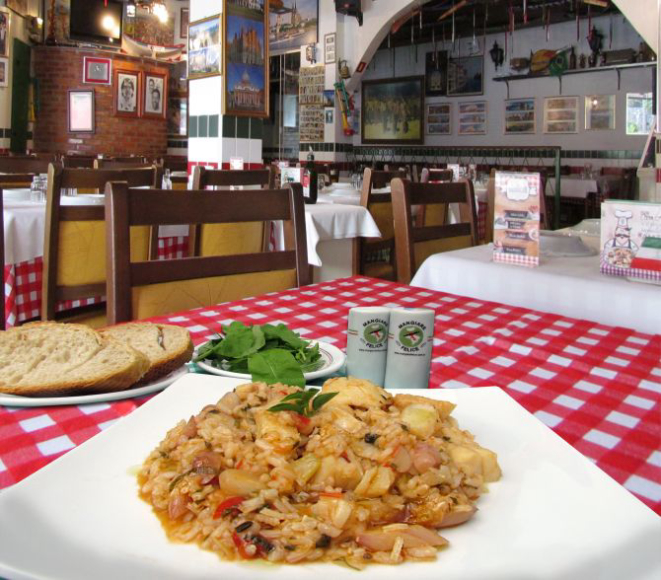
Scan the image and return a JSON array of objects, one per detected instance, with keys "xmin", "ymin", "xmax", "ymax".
[{"xmin": 626, "ymin": 93, "xmax": 654, "ymax": 135}]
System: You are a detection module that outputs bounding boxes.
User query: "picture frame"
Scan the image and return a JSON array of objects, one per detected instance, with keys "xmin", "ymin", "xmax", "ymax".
[
  {"xmin": 269, "ymin": 0, "xmax": 318, "ymax": 56},
  {"xmin": 458, "ymin": 101, "xmax": 487, "ymax": 135},
  {"xmin": 0, "ymin": 10, "xmax": 9, "ymax": 57},
  {"xmin": 142, "ymin": 71, "xmax": 168, "ymax": 119},
  {"xmin": 504, "ymin": 98, "xmax": 535, "ymax": 134},
  {"xmin": 426, "ymin": 103, "xmax": 451, "ymax": 135},
  {"xmin": 585, "ymin": 94, "xmax": 616, "ymax": 131},
  {"xmin": 67, "ymin": 89, "xmax": 95, "ymax": 133},
  {"xmin": 188, "ymin": 15, "xmax": 222, "ymax": 79},
  {"xmin": 83, "ymin": 57, "xmax": 111, "ymax": 85},
  {"xmin": 543, "ymin": 96, "xmax": 578, "ymax": 134},
  {"xmin": 324, "ymin": 32, "xmax": 336, "ymax": 64},
  {"xmin": 224, "ymin": 0, "xmax": 269, "ymax": 118},
  {"xmin": 425, "ymin": 51, "xmax": 448, "ymax": 97},
  {"xmin": 325, "ymin": 108, "xmax": 333, "ymax": 124},
  {"xmin": 448, "ymin": 55, "xmax": 483, "ymax": 96},
  {"xmin": 0, "ymin": 57, "xmax": 8, "ymax": 88},
  {"xmin": 626, "ymin": 92, "xmax": 654, "ymax": 136},
  {"xmin": 114, "ymin": 69, "xmax": 140, "ymax": 118},
  {"xmin": 361, "ymin": 76, "xmax": 424, "ymax": 145},
  {"xmin": 180, "ymin": 8, "xmax": 189, "ymax": 39}
]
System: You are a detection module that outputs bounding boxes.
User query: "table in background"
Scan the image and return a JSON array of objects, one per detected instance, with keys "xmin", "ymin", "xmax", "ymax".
[
  {"xmin": 546, "ymin": 175, "xmax": 622, "ymax": 220},
  {"xmin": 2, "ymin": 198, "xmax": 188, "ymax": 327},
  {"xmin": 0, "ymin": 276, "xmax": 659, "ymax": 515},
  {"xmin": 411, "ymin": 244, "xmax": 661, "ymax": 335}
]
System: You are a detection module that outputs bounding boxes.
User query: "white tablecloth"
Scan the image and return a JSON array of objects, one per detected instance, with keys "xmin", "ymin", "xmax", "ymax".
[
  {"xmin": 546, "ymin": 177, "xmax": 598, "ymax": 199},
  {"xmin": 411, "ymin": 244, "xmax": 661, "ymax": 335}
]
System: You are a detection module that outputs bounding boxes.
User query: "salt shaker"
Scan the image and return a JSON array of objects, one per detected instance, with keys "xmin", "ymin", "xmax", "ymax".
[
  {"xmin": 384, "ymin": 308, "xmax": 435, "ymax": 389},
  {"xmin": 346, "ymin": 307, "xmax": 390, "ymax": 386}
]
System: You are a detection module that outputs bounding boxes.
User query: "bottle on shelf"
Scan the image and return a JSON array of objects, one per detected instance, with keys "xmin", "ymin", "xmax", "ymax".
[{"xmin": 569, "ymin": 47, "xmax": 577, "ymax": 70}]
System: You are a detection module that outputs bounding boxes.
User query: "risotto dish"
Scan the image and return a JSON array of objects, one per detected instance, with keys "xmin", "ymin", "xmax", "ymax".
[{"xmin": 139, "ymin": 378, "xmax": 501, "ymax": 567}]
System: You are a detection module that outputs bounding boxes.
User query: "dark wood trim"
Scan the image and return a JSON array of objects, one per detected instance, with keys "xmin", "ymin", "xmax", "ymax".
[{"xmin": 56, "ymin": 283, "xmax": 106, "ymax": 301}]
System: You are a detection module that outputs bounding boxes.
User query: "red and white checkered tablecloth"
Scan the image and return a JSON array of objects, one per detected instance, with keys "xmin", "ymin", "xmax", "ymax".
[
  {"xmin": 3, "ymin": 236, "xmax": 189, "ymax": 328},
  {"xmin": 0, "ymin": 276, "xmax": 659, "ymax": 515}
]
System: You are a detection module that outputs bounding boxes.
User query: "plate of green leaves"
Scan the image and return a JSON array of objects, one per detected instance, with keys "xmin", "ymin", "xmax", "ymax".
[{"xmin": 193, "ymin": 321, "xmax": 345, "ymax": 388}]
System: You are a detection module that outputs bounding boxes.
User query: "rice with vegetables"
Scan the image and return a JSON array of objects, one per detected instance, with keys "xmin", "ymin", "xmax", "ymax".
[{"xmin": 139, "ymin": 377, "xmax": 501, "ymax": 567}]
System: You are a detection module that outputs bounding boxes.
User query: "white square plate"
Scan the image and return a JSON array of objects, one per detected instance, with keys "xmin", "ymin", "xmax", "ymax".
[{"xmin": 0, "ymin": 375, "xmax": 658, "ymax": 580}]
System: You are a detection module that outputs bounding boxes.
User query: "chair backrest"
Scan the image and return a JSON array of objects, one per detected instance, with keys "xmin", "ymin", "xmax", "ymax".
[
  {"xmin": 353, "ymin": 167, "xmax": 406, "ymax": 281},
  {"xmin": 189, "ymin": 165, "xmax": 276, "ymax": 257},
  {"xmin": 63, "ymin": 155, "xmax": 96, "ymax": 168},
  {"xmin": 105, "ymin": 182, "xmax": 310, "ymax": 323},
  {"xmin": 391, "ymin": 178, "xmax": 478, "ymax": 284},
  {"xmin": 0, "ymin": 156, "xmax": 52, "ymax": 174},
  {"xmin": 160, "ymin": 156, "xmax": 188, "ymax": 172},
  {"xmin": 41, "ymin": 164, "xmax": 159, "ymax": 321},
  {"xmin": 426, "ymin": 168, "xmax": 454, "ymax": 182},
  {"xmin": 0, "ymin": 173, "xmax": 36, "ymax": 188},
  {"xmin": 94, "ymin": 158, "xmax": 153, "ymax": 170}
]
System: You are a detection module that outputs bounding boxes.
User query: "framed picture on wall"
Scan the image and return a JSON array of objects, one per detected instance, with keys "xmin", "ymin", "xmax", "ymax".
[
  {"xmin": 224, "ymin": 0, "xmax": 269, "ymax": 118},
  {"xmin": 114, "ymin": 69, "xmax": 140, "ymax": 118},
  {"xmin": 585, "ymin": 95, "xmax": 616, "ymax": 130},
  {"xmin": 458, "ymin": 101, "xmax": 487, "ymax": 135},
  {"xmin": 426, "ymin": 103, "xmax": 451, "ymax": 135},
  {"xmin": 83, "ymin": 57, "xmax": 111, "ymax": 85},
  {"xmin": 362, "ymin": 76, "xmax": 424, "ymax": 144},
  {"xmin": 0, "ymin": 57, "xmax": 8, "ymax": 88},
  {"xmin": 188, "ymin": 15, "xmax": 222, "ymax": 79},
  {"xmin": 504, "ymin": 98, "xmax": 535, "ymax": 134},
  {"xmin": 324, "ymin": 33, "xmax": 336, "ymax": 64},
  {"xmin": 448, "ymin": 55, "xmax": 483, "ymax": 96},
  {"xmin": 180, "ymin": 8, "xmax": 189, "ymax": 39},
  {"xmin": 425, "ymin": 51, "xmax": 448, "ymax": 96},
  {"xmin": 268, "ymin": 0, "xmax": 317, "ymax": 56},
  {"xmin": 626, "ymin": 92, "xmax": 654, "ymax": 135},
  {"xmin": 0, "ymin": 10, "xmax": 10, "ymax": 57},
  {"xmin": 68, "ymin": 89, "xmax": 95, "ymax": 133},
  {"xmin": 543, "ymin": 96, "xmax": 578, "ymax": 134},
  {"xmin": 142, "ymin": 71, "xmax": 168, "ymax": 119}
]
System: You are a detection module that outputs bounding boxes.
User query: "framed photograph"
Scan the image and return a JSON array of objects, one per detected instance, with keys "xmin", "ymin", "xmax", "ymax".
[
  {"xmin": 180, "ymin": 8, "xmax": 189, "ymax": 39},
  {"xmin": 585, "ymin": 94, "xmax": 615, "ymax": 130},
  {"xmin": 324, "ymin": 32, "xmax": 336, "ymax": 64},
  {"xmin": 224, "ymin": 0, "xmax": 269, "ymax": 118},
  {"xmin": 425, "ymin": 51, "xmax": 448, "ymax": 97},
  {"xmin": 543, "ymin": 96, "xmax": 578, "ymax": 134},
  {"xmin": 188, "ymin": 15, "xmax": 222, "ymax": 79},
  {"xmin": 269, "ymin": 0, "xmax": 317, "ymax": 56},
  {"xmin": 626, "ymin": 92, "xmax": 654, "ymax": 136},
  {"xmin": 426, "ymin": 103, "xmax": 451, "ymax": 135},
  {"xmin": 0, "ymin": 57, "xmax": 8, "ymax": 88},
  {"xmin": 114, "ymin": 69, "xmax": 140, "ymax": 118},
  {"xmin": 448, "ymin": 55, "xmax": 483, "ymax": 96},
  {"xmin": 325, "ymin": 108, "xmax": 333, "ymax": 124},
  {"xmin": 68, "ymin": 90, "xmax": 94, "ymax": 133},
  {"xmin": 504, "ymin": 98, "xmax": 535, "ymax": 134},
  {"xmin": 458, "ymin": 101, "xmax": 487, "ymax": 135},
  {"xmin": 142, "ymin": 71, "xmax": 168, "ymax": 119},
  {"xmin": 83, "ymin": 57, "xmax": 111, "ymax": 85},
  {"xmin": 0, "ymin": 11, "xmax": 9, "ymax": 57},
  {"xmin": 361, "ymin": 76, "xmax": 424, "ymax": 144}
]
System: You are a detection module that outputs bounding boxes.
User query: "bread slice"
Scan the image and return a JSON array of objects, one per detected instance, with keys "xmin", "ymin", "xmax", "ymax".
[
  {"xmin": 100, "ymin": 323, "xmax": 193, "ymax": 384},
  {"xmin": 0, "ymin": 322, "xmax": 150, "ymax": 397}
]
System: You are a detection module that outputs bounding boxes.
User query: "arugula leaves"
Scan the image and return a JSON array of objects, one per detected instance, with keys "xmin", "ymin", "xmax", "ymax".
[
  {"xmin": 194, "ymin": 321, "xmax": 323, "ymax": 388},
  {"xmin": 268, "ymin": 387, "xmax": 338, "ymax": 417}
]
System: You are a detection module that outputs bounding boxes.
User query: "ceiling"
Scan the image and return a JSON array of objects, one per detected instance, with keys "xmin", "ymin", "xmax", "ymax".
[{"xmin": 378, "ymin": 0, "xmax": 620, "ymax": 50}]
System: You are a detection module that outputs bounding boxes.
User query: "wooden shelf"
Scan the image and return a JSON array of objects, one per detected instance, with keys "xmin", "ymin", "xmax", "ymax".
[{"xmin": 493, "ymin": 61, "xmax": 657, "ymax": 97}]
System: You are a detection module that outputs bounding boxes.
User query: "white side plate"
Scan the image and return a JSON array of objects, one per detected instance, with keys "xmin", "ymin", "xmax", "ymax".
[{"xmin": 0, "ymin": 375, "xmax": 658, "ymax": 580}]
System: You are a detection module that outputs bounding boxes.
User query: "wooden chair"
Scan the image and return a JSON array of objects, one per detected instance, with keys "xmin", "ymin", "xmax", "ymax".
[
  {"xmin": 63, "ymin": 155, "xmax": 96, "ymax": 168},
  {"xmin": 422, "ymin": 168, "xmax": 454, "ymax": 183},
  {"xmin": 0, "ymin": 157, "xmax": 52, "ymax": 174},
  {"xmin": 354, "ymin": 167, "xmax": 406, "ymax": 281},
  {"xmin": 41, "ymin": 164, "xmax": 160, "ymax": 326},
  {"xmin": 0, "ymin": 173, "xmax": 36, "ymax": 189},
  {"xmin": 391, "ymin": 178, "xmax": 478, "ymax": 284},
  {"xmin": 105, "ymin": 182, "xmax": 310, "ymax": 324},
  {"xmin": 189, "ymin": 165, "xmax": 276, "ymax": 257},
  {"xmin": 94, "ymin": 158, "xmax": 153, "ymax": 170}
]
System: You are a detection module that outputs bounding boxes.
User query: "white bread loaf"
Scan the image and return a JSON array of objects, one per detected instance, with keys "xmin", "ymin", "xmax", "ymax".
[
  {"xmin": 100, "ymin": 323, "xmax": 193, "ymax": 384},
  {"xmin": 0, "ymin": 322, "xmax": 150, "ymax": 397}
]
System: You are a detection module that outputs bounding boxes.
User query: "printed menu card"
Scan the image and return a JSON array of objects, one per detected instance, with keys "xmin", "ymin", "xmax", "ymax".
[{"xmin": 493, "ymin": 171, "xmax": 542, "ymax": 267}]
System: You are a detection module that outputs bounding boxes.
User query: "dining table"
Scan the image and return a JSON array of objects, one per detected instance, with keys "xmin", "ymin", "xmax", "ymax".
[
  {"xmin": 546, "ymin": 174, "xmax": 623, "ymax": 218},
  {"xmin": 2, "ymin": 192, "xmax": 189, "ymax": 328},
  {"xmin": 1, "ymin": 275, "xmax": 659, "ymax": 520}
]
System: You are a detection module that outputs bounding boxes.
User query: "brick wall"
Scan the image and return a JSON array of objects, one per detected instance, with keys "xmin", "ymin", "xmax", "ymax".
[{"xmin": 33, "ymin": 46, "xmax": 170, "ymax": 157}]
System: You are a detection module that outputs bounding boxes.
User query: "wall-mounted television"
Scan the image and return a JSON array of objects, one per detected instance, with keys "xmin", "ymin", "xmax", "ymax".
[{"xmin": 69, "ymin": 0, "xmax": 123, "ymax": 47}]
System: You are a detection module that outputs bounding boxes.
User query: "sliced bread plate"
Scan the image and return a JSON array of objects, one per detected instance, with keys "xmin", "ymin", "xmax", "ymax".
[
  {"xmin": 195, "ymin": 340, "xmax": 345, "ymax": 381},
  {"xmin": 0, "ymin": 366, "xmax": 188, "ymax": 408}
]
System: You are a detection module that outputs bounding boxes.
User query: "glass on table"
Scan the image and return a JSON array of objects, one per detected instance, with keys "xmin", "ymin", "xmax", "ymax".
[{"xmin": 30, "ymin": 175, "xmax": 47, "ymax": 202}]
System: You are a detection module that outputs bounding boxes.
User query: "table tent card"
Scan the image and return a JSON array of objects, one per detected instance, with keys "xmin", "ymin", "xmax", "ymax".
[
  {"xmin": 600, "ymin": 200, "xmax": 661, "ymax": 283},
  {"xmin": 280, "ymin": 167, "xmax": 302, "ymax": 186},
  {"xmin": 493, "ymin": 171, "xmax": 542, "ymax": 267}
]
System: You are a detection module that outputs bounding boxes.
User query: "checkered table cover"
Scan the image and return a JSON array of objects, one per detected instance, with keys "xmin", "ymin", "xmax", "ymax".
[
  {"xmin": 1, "ymin": 276, "xmax": 659, "ymax": 515},
  {"xmin": 3, "ymin": 236, "xmax": 189, "ymax": 328}
]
